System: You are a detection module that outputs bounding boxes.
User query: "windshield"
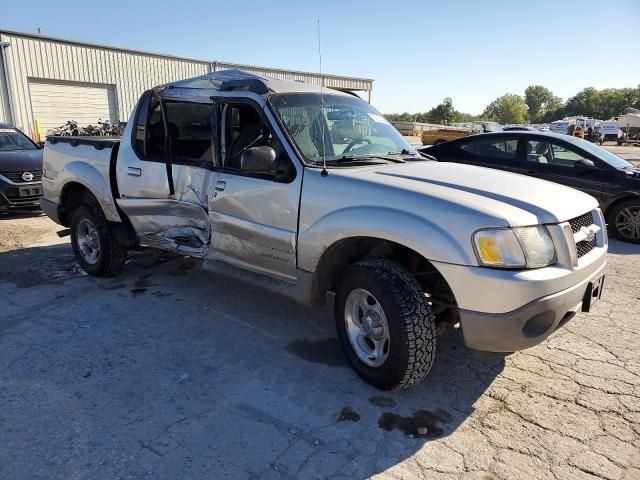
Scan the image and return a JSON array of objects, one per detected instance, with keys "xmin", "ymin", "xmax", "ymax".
[
  {"xmin": 0, "ymin": 128, "xmax": 37, "ymax": 151},
  {"xmin": 270, "ymin": 93, "xmax": 414, "ymax": 165}
]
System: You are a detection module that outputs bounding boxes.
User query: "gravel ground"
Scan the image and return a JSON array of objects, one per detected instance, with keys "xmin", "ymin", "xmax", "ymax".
[{"xmin": 0, "ymin": 213, "xmax": 639, "ymax": 480}]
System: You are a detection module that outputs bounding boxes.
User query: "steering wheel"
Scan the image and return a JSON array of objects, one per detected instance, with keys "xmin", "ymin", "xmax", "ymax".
[{"xmin": 343, "ymin": 138, "xmax": 371, "ymax": 154}]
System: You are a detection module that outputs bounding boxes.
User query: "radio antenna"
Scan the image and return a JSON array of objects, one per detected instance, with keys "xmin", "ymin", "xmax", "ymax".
[{"xmin": 317, "ymin": 19, "xmax": 328, "ymax": 176}]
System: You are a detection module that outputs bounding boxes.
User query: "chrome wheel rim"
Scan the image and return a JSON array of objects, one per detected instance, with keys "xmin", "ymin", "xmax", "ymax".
[
  {"xmin": 615, "ymin": 206, "xmax": 640, "ymax": 240},
  {"xmin": 344, "ymin": 288, "xmax": 390, "ymax": 367},
  {"xmin": 76, "ymin": 218, "xmax": 100, "ymax": 264}
]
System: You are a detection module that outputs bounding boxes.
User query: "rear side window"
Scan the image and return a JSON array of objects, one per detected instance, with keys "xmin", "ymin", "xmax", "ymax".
[
  {"xmin": 461, "ymin": 138, "xmax": 518, "ymax": 162},
  {"xmin": 133, "ymin": 96, "xmax": 213, "ymax": 167},
  {"xmin": 133, "ymin": 95, "xmax": 165, "ymax": 159},
  {"xmin": 165, "ymin": 102, "xmax": 214, "ymax": 167},
  {"xmin": 134, "ymin": 95, "xmax": 150, "ymax": 155}
]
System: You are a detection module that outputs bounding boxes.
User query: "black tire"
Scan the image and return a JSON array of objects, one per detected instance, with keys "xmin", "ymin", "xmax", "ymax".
[
  {"xmin": 609, "ymin": 199, "xmax": 640, "ymax": 244},
  {"xmin": 70, "ymin": 204, "xmax": 127, "ymax": 276},
  {"xmin": 335, "ymin": 259, "xmax": 436, "ymax": 390}
]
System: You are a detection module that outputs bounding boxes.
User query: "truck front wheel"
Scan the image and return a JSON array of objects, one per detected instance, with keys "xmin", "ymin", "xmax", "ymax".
[
  {"xmin": 335, "ymin": 259, "xmax": 437, "ymax": 390},
  {"xmin": 70, "ymin": 204, "xmax": 127, "ymax": 276}
]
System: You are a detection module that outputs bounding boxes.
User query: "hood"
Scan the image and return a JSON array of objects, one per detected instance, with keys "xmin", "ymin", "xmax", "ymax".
[
  {"xmin": 0, "ymin": 148, "xmax": 43, "ymax": 172},
  {"xmin": 346, "ymin": 162, "xmax": 599, "ymax": 226}
]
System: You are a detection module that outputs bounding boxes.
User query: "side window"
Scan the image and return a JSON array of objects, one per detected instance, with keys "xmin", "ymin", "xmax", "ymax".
[
  {"xmin": 134, "ymin": 95, "xmax": 150, "ymax": 155},
  {"xmin": 460, "ymin": 138, "xmax": 518, "ymax": 162},
  {"xmin": 132, "ymin": 94, "xmax": 164, "ymax": 158},
  {"xmin": 224, "ymin": 104, "xmax": 275, "ymax": 171},
  {"xmin": 526, "ymin": 141, "xmax": 587, "ymax": 167},
  {"xmin": 164, "ymin": 102, "xmax": 213, "ymax": 167},
  {"xmin": 146, "ymin": 100, "xmax": 165, "ymax": 158},
  {"xmin": 550, "ymin": 144, "xmax": 586, "ymax": 167}
]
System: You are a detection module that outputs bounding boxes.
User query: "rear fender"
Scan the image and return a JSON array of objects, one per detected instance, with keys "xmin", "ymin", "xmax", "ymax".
[{"xmin": 60, "ymin": 161, "xmax": 121, "ymax": 222}]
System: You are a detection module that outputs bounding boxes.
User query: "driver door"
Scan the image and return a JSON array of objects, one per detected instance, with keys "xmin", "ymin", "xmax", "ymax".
[
  {"xmin": 522, "ymin": 139, "xmax": 604, "ymax": 200},
  {"xmin": 206, "ymin": 99, "xmax": 302, "ymax": 281}
]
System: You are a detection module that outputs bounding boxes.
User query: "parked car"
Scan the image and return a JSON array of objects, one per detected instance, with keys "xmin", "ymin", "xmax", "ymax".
[
  {"xmin": 421, "ymin": 121, "xmax": 501, "ymax": 145},
  {"xmin": 0, "ymin": 124, "xmax": 43, "ymax": 212},
  {"xmin": 420, "ymin": 131, "xmax": 640, "ymax": 243},
  {"xmin": 40, "ymin": 70, "xmax": 607, "ymax": 390}
]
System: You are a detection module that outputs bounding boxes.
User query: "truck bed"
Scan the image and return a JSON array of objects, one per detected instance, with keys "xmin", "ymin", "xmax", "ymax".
[{"xmin": 42, "ymin": 136, "xmax": 123, "ymax": 223}]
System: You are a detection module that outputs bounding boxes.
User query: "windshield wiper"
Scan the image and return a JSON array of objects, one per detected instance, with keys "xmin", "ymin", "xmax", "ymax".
[{"xmin": 332, "ymin": 154, "xmax": 404, "ymax": 164}]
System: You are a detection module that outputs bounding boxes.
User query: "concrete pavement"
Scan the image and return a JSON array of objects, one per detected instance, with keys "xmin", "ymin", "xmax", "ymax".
[{"xmin": 0, "ymin": 214, "xmax": 639, "ymax": 480}]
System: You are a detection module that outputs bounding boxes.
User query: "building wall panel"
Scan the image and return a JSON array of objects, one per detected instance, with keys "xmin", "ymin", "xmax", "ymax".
[
  {"xmin": 0, "ymin": 30, "xmax": 373, "ymax": 138},
  {"xmin": 0, "ymin": 32, "xmax": 209, "ymax": 135}
]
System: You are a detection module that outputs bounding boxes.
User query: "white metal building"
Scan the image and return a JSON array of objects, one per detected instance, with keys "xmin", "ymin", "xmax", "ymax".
[{"xmin": 0, "ymin": 29, "xmax": 373, "ymax": 141}]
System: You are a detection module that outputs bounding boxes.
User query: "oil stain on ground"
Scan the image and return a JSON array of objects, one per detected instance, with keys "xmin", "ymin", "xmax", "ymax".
[
  {"xmin": 337, "ymin": 407, "xmax": 360, "ymax": 422},
  {"xmin": 378, "ymin": 409, "xmax": 453, "ymax": 439},
  {"xmin": 285, "ymin": 338, "xmax": 346, "ymax": 367},
  {"xmin": 369, "ymin": 396, "xmax": 396, "ymax": 408}
]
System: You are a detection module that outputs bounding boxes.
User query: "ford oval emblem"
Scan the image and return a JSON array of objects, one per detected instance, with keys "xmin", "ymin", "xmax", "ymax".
[{"xmin": 22, "ymin": 171, "xmax": 34, "ymax": 182}]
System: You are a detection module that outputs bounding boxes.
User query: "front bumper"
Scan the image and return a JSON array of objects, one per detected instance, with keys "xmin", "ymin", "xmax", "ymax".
[
  {"xmin": 457, "ymin": 261, "xmax": 606, "ymax": 352},
  {"xmin": 0, "ymin": 179, "xmax": 42, "ymax": 210}
]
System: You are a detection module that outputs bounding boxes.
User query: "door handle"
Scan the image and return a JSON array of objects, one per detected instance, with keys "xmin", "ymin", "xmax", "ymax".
[
  {"xmin": 127, "ymin": 167, "xmax": 142, "ymax": 177},
  {"xmin": 215, "ymin": 181, "xmax": 226, "ymax": 192}
]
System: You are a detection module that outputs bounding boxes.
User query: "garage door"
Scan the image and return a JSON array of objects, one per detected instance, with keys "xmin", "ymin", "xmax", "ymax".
[{"xmin": 28, "ymin": 79, "xmax": 118, "ymax": 138}]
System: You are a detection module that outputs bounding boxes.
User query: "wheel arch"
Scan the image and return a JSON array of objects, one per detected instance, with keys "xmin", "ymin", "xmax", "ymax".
[
  {"xmin": 58, "ymin": 181, "xmax": 101, "ymax": 226},
  {"xmin": 58, "ymin": 160, "xmax": 121, "ymax": 224},
  {"xmin": 602, "ymin": 193, "xmax": 640, "ymax": 222},
  {"xmin": 310, "ymin": 236, "xmax": 458, "ymax": 324},
  {"xmin": 59, "ymin": 181, "xmax": 137, "ymax": 247}
]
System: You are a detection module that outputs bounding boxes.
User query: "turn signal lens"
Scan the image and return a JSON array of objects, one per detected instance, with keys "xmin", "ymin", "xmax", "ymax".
[
  {"xmin": 473, "ymin": 229, "xmax": 526, "ymax": 268},
  {"xmin": 473, "ymin": 226, "xmax": 556, "ymax": 269}
]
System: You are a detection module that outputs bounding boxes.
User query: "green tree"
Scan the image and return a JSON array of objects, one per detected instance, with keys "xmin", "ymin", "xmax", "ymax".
[
  {"xmin": 482, "ymin": 94, "xmax": 529, "ymax": 124},
  {"xmin": 564, "ymin": 87, "xmax": 601, "ymax": 117},
  {"xmin": 524, "ymin": 85, "xmax": 562, "ymax": 123},
  {"xmin": 426, "ymin": 97, "xmax": 457, "ymax": 125}
]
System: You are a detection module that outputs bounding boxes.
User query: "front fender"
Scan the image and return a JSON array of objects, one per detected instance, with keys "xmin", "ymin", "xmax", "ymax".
[
  {"xmin": 297, "ymin": 206, "xmax": 475, "ymax": 272},
  {"xmin": 60, "ymin": 161, "xmax": 121, "ymax": 222}
]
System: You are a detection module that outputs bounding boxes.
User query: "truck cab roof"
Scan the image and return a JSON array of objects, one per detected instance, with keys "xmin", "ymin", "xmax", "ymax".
[{"xmin": 159, "ymin": 69, "xmax": 355, "ymax": 100}]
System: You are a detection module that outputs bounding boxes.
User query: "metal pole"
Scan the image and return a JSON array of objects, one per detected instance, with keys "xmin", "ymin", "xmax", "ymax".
[{"xmin": 0, "ymin": 41, "xmax": 16, "ymax": 126}]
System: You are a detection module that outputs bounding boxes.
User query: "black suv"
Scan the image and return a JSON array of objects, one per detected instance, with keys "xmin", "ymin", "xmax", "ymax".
[
  {"xmin": 421, "ymin": 131, "xmax": 640, "ymax": 243},
  {"xmin": 0, "ymin": 124, "xmax": 43, "ymax": 212}
]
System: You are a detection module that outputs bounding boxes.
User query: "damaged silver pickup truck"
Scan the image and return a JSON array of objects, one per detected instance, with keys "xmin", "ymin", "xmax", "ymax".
[{"xmin": 40, "ymin": 70, "xmax": 607, "ymax": 390}]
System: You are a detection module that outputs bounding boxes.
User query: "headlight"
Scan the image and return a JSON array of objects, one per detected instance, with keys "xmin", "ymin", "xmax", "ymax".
[{"xmin": 473, "ymin": 226, "xmax": 555, "ymax": 269}]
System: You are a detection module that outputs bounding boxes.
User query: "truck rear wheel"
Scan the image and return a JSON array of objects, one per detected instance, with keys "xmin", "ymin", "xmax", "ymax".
[
  {"xmin": 335, "ymin": 259, "xmax": 437, "ymax": 390},
  {"xmin": 70, "ymin": 204, "xmax": 127, "ymax": 276}
]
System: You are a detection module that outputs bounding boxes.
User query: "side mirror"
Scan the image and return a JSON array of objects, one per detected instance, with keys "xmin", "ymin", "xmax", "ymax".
[
  {"xmin": 575, "ymin": 158, "xmax": 596, "ymax": 169},
  {"xmin": 240, "ymin": 146, "xmax": 277, "ymax": 173}
]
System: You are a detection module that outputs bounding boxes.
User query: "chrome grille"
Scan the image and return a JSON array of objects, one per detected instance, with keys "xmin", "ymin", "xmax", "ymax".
[
  {"xmin": 569, "ymin": 211, "xmax": 597, "ymax": 258},
  {"xmin": 569, "ymin": 212, "xmax": 594, "ymax": 233},
  {"xmin": 0, "ymin": 170, "xmax": 42, "ymax": 183}
]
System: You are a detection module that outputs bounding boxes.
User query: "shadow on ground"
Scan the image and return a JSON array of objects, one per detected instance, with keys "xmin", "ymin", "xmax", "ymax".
[
  {"xmin": 608, "ymin": 238, "xmax": 640, "ymax": 255},
  {"xmin": 0, "ymin": 244, "xmax": 504, "ymax": 479}
]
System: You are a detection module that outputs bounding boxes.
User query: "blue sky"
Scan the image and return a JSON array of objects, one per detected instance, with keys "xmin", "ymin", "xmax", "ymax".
[{"xmin": 3, "ymin": 0, "xmax": 639, "ymax": 114}]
